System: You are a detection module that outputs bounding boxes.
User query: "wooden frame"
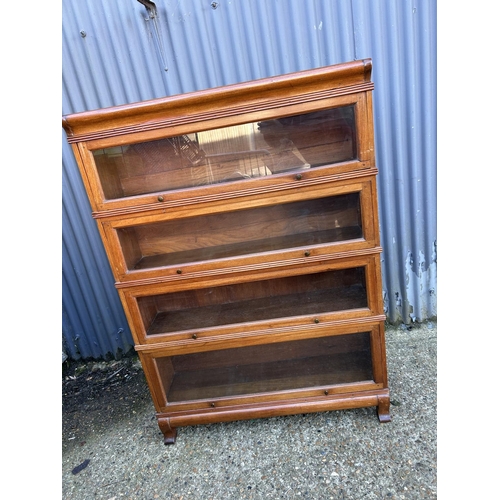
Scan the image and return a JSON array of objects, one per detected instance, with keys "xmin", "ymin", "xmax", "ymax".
[
  {"xmin": 139, "ymin": 320, "xmax": 389, "ymax": 445},
  {"xmin": 63, "ymin": 60, "xmax": 375, "ymax": 215},
  {"xmin": 63, "ymin": 58, "xmax": 390, "ymax": 444},
  {"xmin": 120, "ymin": 252, "xmax": 384, "ymax": 346},
  {"xmin": 99, "ymin": 175, "xmax": 381, "ymax": 284}
]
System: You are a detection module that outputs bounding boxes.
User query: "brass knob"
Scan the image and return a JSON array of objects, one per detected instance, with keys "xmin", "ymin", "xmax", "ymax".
[
  {"xmin": 176, "ymin": 269, "xmax": 182, "ymax": 274},
  {"xmin": 210, "ymin": 402, "xmax": 215, "ymax": 408},
  {"xmin": 314, "ymin": 318, "xmax": 320, "ymax": 324},
  {"xmin": 324, "ymin": 390, "xmax": 329, "ymax": 395},
  {"xmin": 158, "ymin": 195, "xmax": 164, "ymax": 202},
  {"xmin": 304, "ymin": 251, "xmax": 310, "ymax": 257},
  {"xmin": 295, "ymin": 173, "xmax": 302, "ymax": 180},
  {"xmin": 192, "ymin": 334, "xmax": 197, "ymax": 339}
]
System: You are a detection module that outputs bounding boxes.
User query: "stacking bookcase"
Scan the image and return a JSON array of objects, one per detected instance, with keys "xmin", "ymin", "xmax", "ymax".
[{"xmin": 63, "ymin": 58, "xmax": 391, "ymax": 444}]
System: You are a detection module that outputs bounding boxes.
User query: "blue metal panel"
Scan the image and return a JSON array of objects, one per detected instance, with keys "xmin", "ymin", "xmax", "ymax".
[
  {"xmin": 62, "ymin": 0, "xmax": 437, "ymax": 359},
  {"xmin": 62, "ymin": 131, "xmax": 133, "ymax": 360},
  {"xmin": 352, "ymin": 0, "xmax": 437, "ymax": 322}
]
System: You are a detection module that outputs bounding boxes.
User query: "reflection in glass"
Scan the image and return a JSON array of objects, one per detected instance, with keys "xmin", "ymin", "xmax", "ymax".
[
  {"xmin": 93, "ymin": 106, "xmax": 356, "ymax": 199},
  {"xmin": 117, "ymin": 192, "xmax": 362, "ymax": 271},
  {"xmin": 138, "ymin": 267, "xmax": 367, "ymax": 335},
  {"xmin": 156, "ymin": 332, "xmax": 373, "ymax": 402}
]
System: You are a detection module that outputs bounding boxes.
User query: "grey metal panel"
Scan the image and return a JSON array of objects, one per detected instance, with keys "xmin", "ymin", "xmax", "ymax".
[
  {"xmin": 351, "ymin": 0, "xmax": 437, "ymax": 322},
  {"xmin": 62, "ymin": 131, "xmax": 133, "ymax": 360},
  {"xmin": 62, "ymin": 0, "xmax": 436, "ymax": 359}
]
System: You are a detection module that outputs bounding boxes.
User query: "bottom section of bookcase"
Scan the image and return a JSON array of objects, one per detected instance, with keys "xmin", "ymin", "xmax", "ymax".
[
  {"xmin": 136, "ymin": 321, "xmax": 390, "ymax": 444},
  {"xmin": 156, "ymin": 388, "xmax": 391, "ymax": 444}
]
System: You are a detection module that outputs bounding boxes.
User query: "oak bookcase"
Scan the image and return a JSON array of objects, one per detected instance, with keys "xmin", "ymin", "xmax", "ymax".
[{"xmin": 63, "ymin": 58, "xmax": 390, "ymax": 444}]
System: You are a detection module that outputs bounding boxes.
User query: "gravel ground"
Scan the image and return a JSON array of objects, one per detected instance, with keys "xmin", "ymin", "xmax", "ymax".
[{"xmin": 62, "ymin": 322, "xmax": 437, "ymax": 499}]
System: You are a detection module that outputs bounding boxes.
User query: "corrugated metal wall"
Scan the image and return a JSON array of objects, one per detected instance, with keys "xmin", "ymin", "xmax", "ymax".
[{"xmin": 62, "ymin": 0, "xmax": 436, "ymax": 360}]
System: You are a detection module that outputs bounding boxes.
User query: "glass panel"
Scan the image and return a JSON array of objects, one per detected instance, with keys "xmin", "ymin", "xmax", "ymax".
[
  {"xmin": 93, "ymin": 106, "xmax": 356, "ymax": 199},
  {"xmin": 138, "ymin": 267, "xmax": 367, "ymax": 336},
  {"xmin": 118, "ymin": 192, "xmax": 362, "ymax": 271},
  {"xmin": 156, "ymin": 332, "xmax": 373, "ymax": 402}
]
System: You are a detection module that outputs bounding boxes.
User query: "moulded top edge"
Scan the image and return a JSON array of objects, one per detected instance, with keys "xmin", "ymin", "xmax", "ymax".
[{"xmin": 62, "ymin": 59, "xmax": 372, "ymax": 140}]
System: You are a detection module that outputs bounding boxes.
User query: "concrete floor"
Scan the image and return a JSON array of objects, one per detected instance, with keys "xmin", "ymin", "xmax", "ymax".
[{"xmin": 62, "ymin": 322, "xmax": 437, "ymax": 499}]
